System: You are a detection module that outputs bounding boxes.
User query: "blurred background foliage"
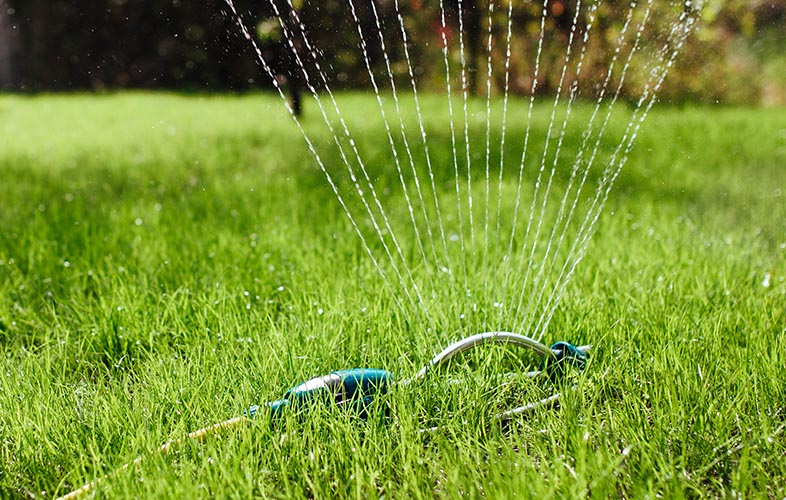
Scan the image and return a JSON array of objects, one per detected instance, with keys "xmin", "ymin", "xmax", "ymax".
[{"xmin": 0, "ymin": 0, "xmax": 783, "ymax": 105}]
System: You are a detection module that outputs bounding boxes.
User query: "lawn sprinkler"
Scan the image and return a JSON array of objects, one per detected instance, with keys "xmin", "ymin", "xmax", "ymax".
[
  {"xmin": 56, "ymin": 332, "xmax": 588, "ymax": 500},
  {"xmin": 250, "ymin": 332, "xmax": 589, "ymax": 421}
]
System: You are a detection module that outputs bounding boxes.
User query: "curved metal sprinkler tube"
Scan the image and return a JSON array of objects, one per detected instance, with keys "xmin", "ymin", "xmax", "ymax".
[
  {"xmin": 403, "ymin": 331, "xmax": 590, "ymax": 421},
  {"xmin": 410, "ymin": 330, "xmax": 589, "ymax": 381}
]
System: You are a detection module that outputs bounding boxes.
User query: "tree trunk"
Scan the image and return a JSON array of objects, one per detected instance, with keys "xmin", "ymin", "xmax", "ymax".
[
  {"xmin": 461, "ymin": 0, "xmax": 482, "ymax": 96},
  {"xmin": 0, "ymin": 0, "xmax": 15, "ymax": 88},
  {"xmin": 285, "ymin": 26, "xmax": 304, "ymax": 117}
]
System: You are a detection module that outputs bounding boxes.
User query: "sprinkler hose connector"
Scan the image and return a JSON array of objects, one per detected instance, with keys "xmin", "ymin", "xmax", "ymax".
[{"xmin": 543, "ymin": 341, "xmax": 589, "ymax": 382}]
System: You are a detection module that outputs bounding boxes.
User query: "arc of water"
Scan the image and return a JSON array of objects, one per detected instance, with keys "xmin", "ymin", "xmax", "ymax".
[
  {"xmin": 436, "ymin": 0, "xmax": 471, "ymax": 309},
  {"xmin": 532, "ymin": 8, "xmax": 700, "ymax": 341},
  {"xmin": 391, "ymin": 0, "xmax": 454, "ymax": 295},
  {"xmin": 513, "ymin": 0, "xmax": 597, "ymax": 329},
  {"xmin": 530, "ymin": 7, "xmax": 684, "ymax": 340},
  {"xmin": 457, "ymin": 0, "xmax": 475, "ymax": 260},
  {"xmin": 224, "ymin": 0, "xmax": 702, "ymax": 341},
  {"xmin": 269, "ymin": 0, "xmax": 435, "ymax": 324},
  {"xmin": 509, "ymin": 0, "xmax": 587, "ymax": 327},
  {"xmin": 221, "ymin": 0, "xmax": 410, "ymax": 319},
  {"xmin": 493, "ymin": 0, "xmax": 515, "ymax": 293},
  {"xmin": 363, "ymin": 0, "xmax": 461, "ymax": 323},
  {"xmin": 520, "ymin": 1, "xmax": 650, "ymax": 335},
  {"xmin": 342, "ymin": 0, "xmax": 440, "ymax": 316},
  {"xmin": 495, "ymin": 0, "xmax": 550, "ymax": 330},
  {"xmin": 494, "ymin": 0, "xmax": 515, "ymax": 238},
  {"xmin": 481, "ymin": 0, "xmax": 495, "ymax": 329}
]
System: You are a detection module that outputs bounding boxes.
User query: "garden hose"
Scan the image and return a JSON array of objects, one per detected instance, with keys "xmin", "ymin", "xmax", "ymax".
[{"xmin": 56, "ymin": 332, "xmax": 588, "ymax": 500}]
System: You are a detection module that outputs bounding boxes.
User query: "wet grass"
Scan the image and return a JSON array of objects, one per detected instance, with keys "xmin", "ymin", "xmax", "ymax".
[{"xmin": 1, "ymin": 92, "xmax": 785, "ymax": 499}]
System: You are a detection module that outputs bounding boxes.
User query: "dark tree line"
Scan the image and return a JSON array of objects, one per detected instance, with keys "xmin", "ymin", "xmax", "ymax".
[
  {"xmin": 0, "ymin": 0, "xmax": 574, "ymax": 93},
  {"xmin": 1, "ymin": 0, "xmax": 267, "ymax": 90},
  {"xmin": 1, "ymin": 0, "xmax": 784, "ymax": 105}
]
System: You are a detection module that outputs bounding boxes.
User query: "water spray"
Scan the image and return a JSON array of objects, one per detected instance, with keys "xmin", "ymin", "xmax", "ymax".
[{"xmin": 56, "ymin": 332, "xmax": 588, "ymax": 500}]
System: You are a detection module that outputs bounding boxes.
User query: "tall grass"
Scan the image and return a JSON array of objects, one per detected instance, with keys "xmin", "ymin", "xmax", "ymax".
[{"xmin": 1, "ymin": 93, "xmax": 784, "ymax": 499}]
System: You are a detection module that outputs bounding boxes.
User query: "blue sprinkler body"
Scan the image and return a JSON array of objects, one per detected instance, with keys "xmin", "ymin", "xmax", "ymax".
[{"xmin": 247, "ymin": 369, "xmax": 393, "ymax": 419}]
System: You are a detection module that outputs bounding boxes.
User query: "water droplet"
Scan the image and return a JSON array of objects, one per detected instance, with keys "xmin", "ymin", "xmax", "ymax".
[
  {"xmin": 63, "ymin": 261, "xmax": 71, "ymax": 268},
  {"xmin": 134, "ymin": 218, "xmax": 143, "ymax": 226},
  {"xmin": 762, "ymin": 273, "xmax": 771, "ymax": 288}
]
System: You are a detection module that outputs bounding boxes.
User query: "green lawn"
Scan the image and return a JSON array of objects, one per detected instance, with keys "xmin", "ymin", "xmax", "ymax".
[{"xmin": 1, "ymin": 93, "xmax": 784, "ymax": 499}]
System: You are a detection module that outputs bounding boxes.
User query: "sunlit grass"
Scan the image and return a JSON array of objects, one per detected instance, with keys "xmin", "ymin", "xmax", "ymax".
[{"xmin": 1, "ymin": 92, "xmax": 785, "ymax": 499}]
